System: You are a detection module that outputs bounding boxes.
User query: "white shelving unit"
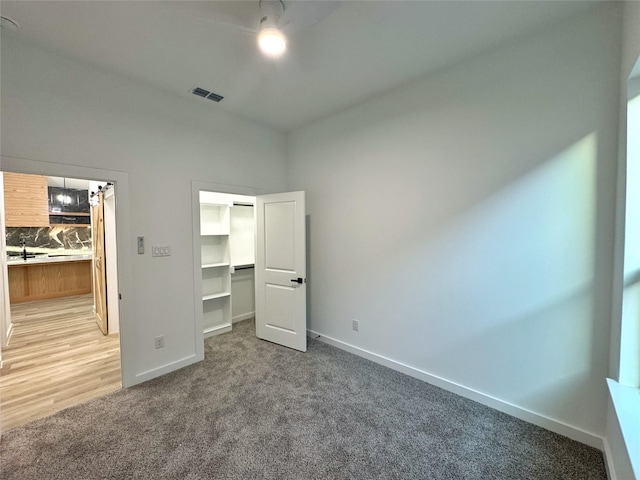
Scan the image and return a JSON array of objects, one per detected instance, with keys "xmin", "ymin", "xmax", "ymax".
[
  {"xmin": 198, "ymin": 190, "xmax": 256, "ymax": 339},
  {"xmin": 200, "ymin": 197, "xmax": 232, "ymax": 338}
]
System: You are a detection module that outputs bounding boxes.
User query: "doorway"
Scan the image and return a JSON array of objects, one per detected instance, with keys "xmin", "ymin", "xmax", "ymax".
[
  {"xmin": 0, "ymin": 172, "xmax": 122, "ymax": 431},
  {"xmin": 192, "ymin": 183, "xmax": 308, "ymax": 355}
]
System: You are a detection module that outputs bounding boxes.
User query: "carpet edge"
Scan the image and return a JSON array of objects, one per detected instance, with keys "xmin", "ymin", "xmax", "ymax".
[{"xmin": 307, "ymin": 329, "xmax": 605, "ymax": 451}]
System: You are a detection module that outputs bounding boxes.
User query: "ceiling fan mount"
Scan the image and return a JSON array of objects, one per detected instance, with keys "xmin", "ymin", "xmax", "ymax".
[
  {"xmin": 186, "ymin": 1, "xmax": 341, "ymax": 57},
  {"xmin": 259, "ymin": 0, "xmax": 286, "ymax": 30}
]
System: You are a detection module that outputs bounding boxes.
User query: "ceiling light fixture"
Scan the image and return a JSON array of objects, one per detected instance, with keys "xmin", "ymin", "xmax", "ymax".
[
  {"xmin": 257, "ymin": 0, "xmax": 286, "ymax": 58},
  {"xmin": 258, "ymin": 27, "xmax": 286, "ymax": 57}
]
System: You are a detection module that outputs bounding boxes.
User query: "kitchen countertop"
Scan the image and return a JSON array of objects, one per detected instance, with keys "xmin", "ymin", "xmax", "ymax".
[{"xmin": 7, "ymin": 254, "xmax": 93, "ymax": 265}]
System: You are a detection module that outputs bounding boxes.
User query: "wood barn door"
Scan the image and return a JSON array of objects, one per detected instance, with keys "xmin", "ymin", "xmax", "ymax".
[{"xmin": 91, "ymin": 191, "xmax": 108, "ymax": 335}]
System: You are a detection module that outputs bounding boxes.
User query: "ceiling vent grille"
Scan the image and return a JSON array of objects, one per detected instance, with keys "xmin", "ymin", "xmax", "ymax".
[{"xmin": 191, "ymin": 86, "xmax": 224, "ymax": 103}]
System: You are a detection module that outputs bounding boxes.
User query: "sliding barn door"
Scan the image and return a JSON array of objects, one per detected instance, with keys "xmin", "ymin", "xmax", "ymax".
[
  {"xmin": 91, "ymin": 191, "xmax": 108, "ymax": 335},
  {"xmin": 255, "ymin": 191, "xmax": 307, "ymax": 352}
]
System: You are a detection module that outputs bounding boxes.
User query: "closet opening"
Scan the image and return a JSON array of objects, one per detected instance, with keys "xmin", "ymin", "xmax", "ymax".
[
  {"xmin": 192, "ymin": 184, "xmax": 308, "ymax": 355},
  {"xmin": 197, "ymin": 191, "xmax": 256, "ymax": 339}
]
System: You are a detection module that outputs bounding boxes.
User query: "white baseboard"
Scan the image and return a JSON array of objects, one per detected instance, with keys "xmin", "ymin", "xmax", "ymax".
[
  {"xmin": 232, "ymin": 312, "xmax": 255, "ymax": 324},
  {"xmin": 308, "ymin": 329, "xmax": 604, "ymax": 451},
  {"xmin": 133, "ymin": 354, "xmax": 199, "ymax": 386}
]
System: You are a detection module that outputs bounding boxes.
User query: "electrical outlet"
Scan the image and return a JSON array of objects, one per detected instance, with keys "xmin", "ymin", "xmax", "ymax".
[
  {"xmin": 352, "ymin": 319, "xmax": 359, "ymax": 332},
  {"xmin": 154, "ymin": 335, "xmax": 164, "ymax": 349}
]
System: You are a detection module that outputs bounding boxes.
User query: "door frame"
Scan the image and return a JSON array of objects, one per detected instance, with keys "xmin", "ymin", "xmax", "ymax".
[
  {"xmin": 0, "ymin": 155, "xmax": 135, "ymax": 387},
  {"xmin": 0, "ymin": 173, "xmax": 11, "ymax": 356},
  {"xmin": 191, "ymin": 180, "xmax": 269, "ymax": 359}
]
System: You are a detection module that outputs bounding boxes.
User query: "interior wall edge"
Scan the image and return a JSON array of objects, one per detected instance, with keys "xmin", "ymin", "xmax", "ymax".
[
  {"xmin": 603, "ymin": 394, "xmax": 637, "ymax": 480},
  {"xmin": 603, "ymin": 437, "xmax": 620, "ymax": 480},
  {"xmin": 0, "ymin": 172, "xmax": 12, "ymax": 350},
  {"xmin": 308, "ymin": 329, "xmax": 605, "ymax": 451}
]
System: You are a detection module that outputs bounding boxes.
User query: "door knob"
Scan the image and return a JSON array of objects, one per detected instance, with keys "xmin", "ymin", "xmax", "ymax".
[{"xmin": 290, "ymin": 277, "xmax": 303, "ymax": 284}]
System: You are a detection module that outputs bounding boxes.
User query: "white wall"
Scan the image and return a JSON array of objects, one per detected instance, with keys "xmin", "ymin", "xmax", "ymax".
[
  {"xmin": 0, "ymin": 37, "xmax": 287, "ymax": 387},
  {"xmin": 288, "ymin": 4, "xmax": 621, "ymax": 444}
]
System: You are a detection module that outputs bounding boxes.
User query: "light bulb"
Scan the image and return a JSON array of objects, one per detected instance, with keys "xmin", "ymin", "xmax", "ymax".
[{"xmin": 258, "ymin": 27, "xmax": 286, "ymax": 57}]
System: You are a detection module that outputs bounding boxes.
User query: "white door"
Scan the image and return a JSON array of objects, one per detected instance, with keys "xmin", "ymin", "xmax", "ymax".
[{"xmin": 255, "ymin": 191, "xmax": 307, "ymax": 352}]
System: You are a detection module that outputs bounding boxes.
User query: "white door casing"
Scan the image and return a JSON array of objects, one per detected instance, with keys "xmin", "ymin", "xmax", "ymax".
[{"xmin": 255, "ymin": 191, "xmax": 307, "ymax": 352}]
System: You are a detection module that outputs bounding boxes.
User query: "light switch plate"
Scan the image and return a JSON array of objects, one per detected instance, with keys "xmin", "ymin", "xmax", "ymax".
[
  {"xmin": 137, "ymin": 236, "xmax": 144, "ymax": 254},
  {"xmin": 152, "ymin": 244, "xmax": 171, "ymax": 257}
]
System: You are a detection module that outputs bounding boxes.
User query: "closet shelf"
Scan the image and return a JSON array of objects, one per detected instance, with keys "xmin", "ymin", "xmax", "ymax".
[
  {"xmin": 202, "ymin": 262, "xmax": 230, "ymax": 269},
  {"xmin": 202, "ymin": 292, "xmax": 231, "ymax": 301},
  {"xmin": 204, "ymin": 323, "xmax": 232, "ymax": 338},
  {"xmin": 232, "ymin": 263, "xmax": 254, "ymax": 270}
]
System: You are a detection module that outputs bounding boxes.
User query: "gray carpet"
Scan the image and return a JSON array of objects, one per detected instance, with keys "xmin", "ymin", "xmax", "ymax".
[{"xmin": 1, "ymin": 319, "xmax": 606, "ymax": 479}]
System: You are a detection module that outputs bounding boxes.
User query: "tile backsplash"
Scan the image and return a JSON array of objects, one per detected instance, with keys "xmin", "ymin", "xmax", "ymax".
[{"xmin": 6, "ymin": 226, "xmax": 92, "ymax": 252}]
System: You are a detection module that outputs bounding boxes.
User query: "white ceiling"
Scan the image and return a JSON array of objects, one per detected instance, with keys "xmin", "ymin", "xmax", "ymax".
[{"xmin": 0, "ymin": 0, "xmax": 594, "ymax": 132}]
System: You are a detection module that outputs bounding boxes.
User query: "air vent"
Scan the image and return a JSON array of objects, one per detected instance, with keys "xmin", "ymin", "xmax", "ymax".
[
  {"xmin": 206, "ymin": 92, "xmax": 224, "ymax": 103},
  {"xmin": 192, "ymin": 87, "xmax": 209, "ymax": 98},
  {"xmin": 191, "ymin": 86, "xmax": 224, "ymax": 103}
]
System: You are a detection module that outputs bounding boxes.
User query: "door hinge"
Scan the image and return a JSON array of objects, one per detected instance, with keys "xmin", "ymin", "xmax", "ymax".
[{"xmin": 118, "ymin": 293, "xmax": 122, "ymax": 300}]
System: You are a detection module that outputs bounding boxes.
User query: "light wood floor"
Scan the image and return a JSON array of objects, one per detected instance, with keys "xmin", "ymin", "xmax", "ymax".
[{"xmin": 0, "ymin": 294, "xmax": 121, "ymax": 432}]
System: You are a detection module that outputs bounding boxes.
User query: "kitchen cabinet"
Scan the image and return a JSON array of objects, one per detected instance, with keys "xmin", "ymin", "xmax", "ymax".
[
  {"xmin": 3, "ymin": 172, "xmax": 50, "ymax": 227},
  {"xmin": 48, "ymin": 214, "xmax": 90, "ymax": 225},
  {"xmin": 48, "ymin": 186, "xmax": 90, "ymax": 225},
  {"xmin": 48, "ymin": 187, "xmax": 90, "ymax": 213},
  {"xmin": 8, "ymin": 259, "xmax": 92, "ymax": 304}
]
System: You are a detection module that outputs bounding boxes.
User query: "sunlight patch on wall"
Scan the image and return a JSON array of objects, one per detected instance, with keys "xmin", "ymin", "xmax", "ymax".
[
  {"xmin": 412, "ymin": 133, "xmax": 598, "ymax": 403},
  {"xmin": 426, "ymin": 133, "xmax": 597, "ymax": 326}
]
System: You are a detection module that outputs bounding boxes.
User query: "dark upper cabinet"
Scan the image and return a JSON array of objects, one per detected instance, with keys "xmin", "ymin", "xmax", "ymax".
[
  {"xmin": 48, "ymin": 187, "xmax": 90, "ymax": 214},
  {"xmin": 48, "ymin": 187, "xmax": 64, "ymax": 213},
  {"xmin": 48, "ymin": 214, "xmax": 90, "ymax": 225},
  {"xmin": 48, "ymin": 187, "xmax": 90, "ymax": 224},
  {"xmin": 78, "ymin": 190, "xmax": 89, "ymax": 212}
]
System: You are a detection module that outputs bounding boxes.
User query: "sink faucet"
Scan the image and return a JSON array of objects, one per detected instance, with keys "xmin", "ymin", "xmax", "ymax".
[{"xmin": 19, "ymin": 238, "xmax": 27, "ymax": 261}]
